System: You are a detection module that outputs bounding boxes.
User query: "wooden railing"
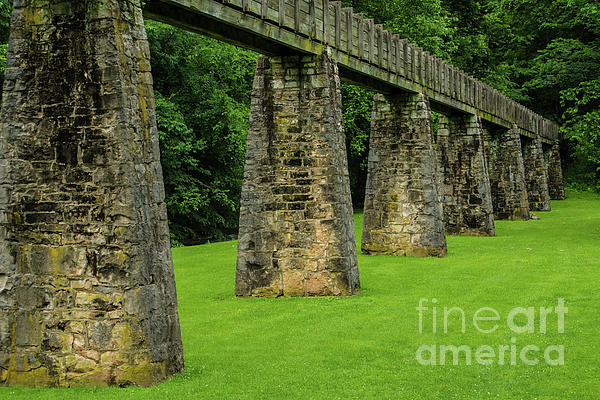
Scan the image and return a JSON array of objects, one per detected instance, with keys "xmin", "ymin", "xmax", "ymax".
[{"xmin": 145, "ymin": 0, "xmax": 561, "ymax": 142}]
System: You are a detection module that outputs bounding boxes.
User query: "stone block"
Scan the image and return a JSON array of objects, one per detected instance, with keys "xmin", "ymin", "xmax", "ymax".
[
  {"xmin": 14, "ymin": 310, "xmax": 42, "ymax": 347},
  {"xmin": 29, "ymin": 245, "xmax": 88, "ymax": 277},
  {"xmin": 0, "ymin": 311, "xmax": 12, "ymax": 348},
  {"xmin": 42, "ymin": 329, "xmax": 73, "ymax": 352}
]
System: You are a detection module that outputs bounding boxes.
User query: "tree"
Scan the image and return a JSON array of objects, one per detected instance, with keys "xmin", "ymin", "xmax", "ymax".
[
  {"xmin": 561, "ymin": 80, "xmax": 600, "ymax": 191},
  {"xmin": 146, "ymin": 21, "xmax": 257, "ymax": 243},
  {"xmin": 342, "ymin": 0, "xmax": 455, "ymax": 58},
  {"xmin": 484, "ymin": 0, "xmax": 600, "ymax": 189},
  {"xmin": 0, "ymin": 0, "xmax": 12, "ymax": 97}
]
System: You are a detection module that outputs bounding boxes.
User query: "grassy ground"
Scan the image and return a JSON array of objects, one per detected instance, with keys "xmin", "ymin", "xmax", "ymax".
[{"xmin": 2, "ymin": 190, "xmax": 599, "ymax": 399}]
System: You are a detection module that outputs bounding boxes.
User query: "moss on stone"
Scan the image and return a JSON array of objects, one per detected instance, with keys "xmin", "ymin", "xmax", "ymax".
[{"xmin": 115, "ymin": 356, "xmax": 166, "ymax": 387}]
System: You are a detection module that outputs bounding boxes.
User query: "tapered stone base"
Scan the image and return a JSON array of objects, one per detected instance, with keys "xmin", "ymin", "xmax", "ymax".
[
  {"xmin": 236, "ymin": 52, "xmax": 360, "ymax": 297},
  {"xmin": 0, "ymin": 1, "xmax": 183, "ymax": 387},
  {"xmin": 547, "ymin": 143, "xmax": 566, "ymax": 200},
  {"xmin": 523, "ymin": 135, "xmax": 551, "ymax": 211},
  {"xmin": 437, "ymin": 115, "xmax": 496, "ymax": 236},
  {"xmin": 484, "ymin": 124, "xmax": 530, "ymax": 220},
  {"xmin": 361, "ymin": 93, "xmax": 447, "ymax": 257}
]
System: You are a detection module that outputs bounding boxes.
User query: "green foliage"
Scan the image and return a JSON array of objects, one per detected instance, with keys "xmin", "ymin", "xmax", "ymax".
[
  {"xmin": 0, "ymin": 0, "xmax": 9, "ymax": 43},
  {"xmin": 561, "ymin": 80, "xmax": 600, "ymax": 191},
  {"xmin": 0, "ymin": 0, "xmax": 10, "ymax": 99},
  {"xmin": 340, "ymin": 83, "xmax": 373, "ymax": 207},
  {"xmin": 484, "ymin": 1, "xmax": 599, "ymax": 107},
  {"xmin": 499, "ymin": 0, "xmax": 600, "ymax": 191},
  {"xmin": 337, "ymin": 0, "xmax": 599, "ymax": 193},
  {"xmin": 0, "ymin": 43, "xmax": 7, "ymax": 76},
  {"xmin": 440, "ymin": 0, "xmax": 490, "ymax": 77},
  {"xmin": 146, "ymin": 21, "xmax": 258, "ymax": 243},
  {"xmin": 342, "ymin": 0, "xmax": 455, "ymax": 58}
]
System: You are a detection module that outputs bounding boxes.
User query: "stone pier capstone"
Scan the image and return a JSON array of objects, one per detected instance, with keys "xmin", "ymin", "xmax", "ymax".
[
  {"xmin": 361, "ymin": 93, "xmax": 447, "ymax": 257},
  {"xmin": 522, "ymin": 135, "xmax": 551, "ymax": 211},
  {"xmin": 236, "ymin": 51, "xmax": 360, "ymax": 297},
  {"xmin": 437, "ymin": 115, "xmax": 496, "ymax": 236},
  {"xmin": 484, "ymin": 124, "xmax": 530, "ymax": 220},
  {"xmin": 0, "ymin": 0, "xmax": 184, "ymax": 387},
  {"xmin": 547, "ymin": 144, "xmax": 566, "ymax": 200}
]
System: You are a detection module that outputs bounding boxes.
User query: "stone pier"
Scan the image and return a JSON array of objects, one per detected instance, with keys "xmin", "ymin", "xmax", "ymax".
[
  {"xmin": 483, "ymin": 124, "xmax": 530, "ymax": 220},
  {"xmin": 235, "ymin": 52, "xmax": 360, "ymax": 297},
  {"xmin": 0, "ymin": 1, "xmax": 183, "ymax": 387},
  {"xmin": 361, "ymin": 93, "xmax": 447, "ymax": 257},
  {"xmin": 546, "ymin": 144, "xmax": 566, "ymax": 200},
  {"xmin": 522, "ymin": 135, "xmax": 551, "ymax": 211},
  {"xmin": 437, "ymin": 115, "xmax": 496, "ymax": 236}
]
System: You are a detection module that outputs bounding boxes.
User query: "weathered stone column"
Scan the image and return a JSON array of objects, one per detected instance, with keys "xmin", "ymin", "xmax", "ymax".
[
  {"xmin": 236, "ymin": 52, "xmax": 360, "ymax": 297},
  {"xmin": 484, "ymin": 124, "xmax": 530, "ymax": 220},
  {"xmin": 437, "ymin": 114, "xmax": 496, "ymax": 236},
  {"xmin": 522, "ymin": 135, "xmax": 551, "ymax": 211},
  {"xmin": 0, "ymin": 1, "xmax": 183, "ymax": 387},
  {"xmin": 482, "ymin": 124, "xmax": 498, "ymax": 208},
  {"xmin": 546, "ymin": 143, "xmax": 566, "ymax": 200},
  {"xmin": 361, "ymin": 93, "xmax": 447, "ymax": 257}
]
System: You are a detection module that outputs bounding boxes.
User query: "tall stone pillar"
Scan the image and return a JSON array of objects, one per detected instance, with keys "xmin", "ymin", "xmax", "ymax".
[
  {"xmin": 437, "ymin": 114, "xmax": 496, "ymax": 236},
  {"xmin": 361, "ymin": 93, "xmax": 447, "ymax": 257},
  {"xmin": 485, "ymin": 125, "xmax": 530, "ymax": 220},
  {"xmin": 522, "ymin": 135, "xmax": 551, "ymax": 211},
  {"xmin": 547, "ymin": 143, "xmax": 566, "ymax": 200},
  {"xmin": 0, "ymin": 1, "xmax": 183, "ymax": 387},
  {"xmin": 236, "ymin": 52, "xmax": 360, "ymax": 297},
  {"xmin": 482, "ymin": 125, "xmax": 498, "ymax": 207}
]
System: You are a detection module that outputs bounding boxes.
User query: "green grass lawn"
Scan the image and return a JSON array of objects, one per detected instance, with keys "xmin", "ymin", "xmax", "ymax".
[{"xmin": 3, "ymin": 190, "xmax": 600, "ymax": 399}]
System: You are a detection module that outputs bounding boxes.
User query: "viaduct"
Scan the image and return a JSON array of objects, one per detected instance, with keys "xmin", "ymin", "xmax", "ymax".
[{"xmin": 0, "ymin": 0, "xmax": 565, "ymax": 387}]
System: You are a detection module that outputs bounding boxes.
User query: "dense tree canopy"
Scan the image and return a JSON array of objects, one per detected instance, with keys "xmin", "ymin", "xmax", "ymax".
[
  {"xmin": 342, "ymin": 0, "xmax": 600, "ymax": 193},
  {"xmin": 146, "ymin": 22, "xmax": 257, "ymax": 244},
  {"xmin": 0, "ymin": 0, "xmax": 597, "ymax": 242}
]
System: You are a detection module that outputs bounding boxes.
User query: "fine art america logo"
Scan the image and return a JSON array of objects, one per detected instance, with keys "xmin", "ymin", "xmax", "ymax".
[{"xmin": 415, "ymin": 298, "xmax": 567, "ymax": 366}]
